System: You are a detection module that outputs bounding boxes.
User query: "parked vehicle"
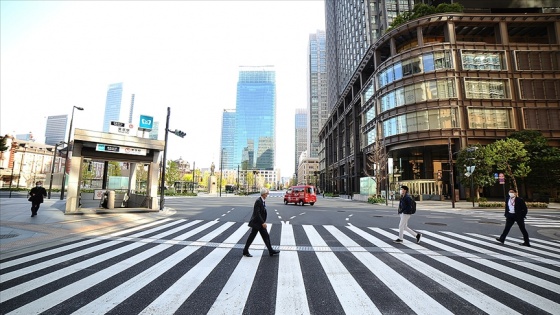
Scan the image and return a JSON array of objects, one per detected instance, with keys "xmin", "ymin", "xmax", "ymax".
[{"xmin": 284, "ymin": 185, "xmax": 316, "ymax": 206}]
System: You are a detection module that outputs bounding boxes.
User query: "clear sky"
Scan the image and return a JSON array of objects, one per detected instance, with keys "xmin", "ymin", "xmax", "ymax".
[{"xmin": 0, "ymin": 0, "xmax": 325, "ymax": 178}]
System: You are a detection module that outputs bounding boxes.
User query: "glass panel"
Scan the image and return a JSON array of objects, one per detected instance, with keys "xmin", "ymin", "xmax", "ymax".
[
  {"xmin": 468, "ymin": 108, "xmax": 512, "ymax": 129},
  {"xmin": 428, "ymin": 109, "xmax": 440, "ymax": 129},
  {"xmin": 416, "ymin": 111, "xmax": 429, "ymax": 131},
  {"xmin": 395, "ymin": 87, "xmax": 405, "ymax": 106},
  {"xmin": 415, "ymin": 82, "xmax": 427, "ymax": 102},
  {"xmin": 404, "ymin": 85, "xmax": 416, "ymax": 104},
  {"xmin": 426, "ymin": 80, "xmax": 438, "ymax": 100},
  {"xmin": 406, "ymin": 113, "xmax": 417, "ymax": 132},
  {"xmin": 397, "ymin": 115, "xmax": 407, "ymax": 134},
  {"xmin": 423, "ymin": 53, "xmax": 435, "ymax": 72},
  {"xmin": 387, "ymin": 65, "xmax": 394, "ymax": 83},
  {"xmin": 394, "ymin": 62, "xmax": 403, "ymax": 80}
]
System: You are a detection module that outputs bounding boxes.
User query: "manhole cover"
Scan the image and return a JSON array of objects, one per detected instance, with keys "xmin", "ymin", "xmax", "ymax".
[
  {"xmin": 0, "ymin": 233, "xmax": 19, "ymax": 239},
  {"xmin": 425, "ymin": 222, "xmax": 447, "ymax": 226}
]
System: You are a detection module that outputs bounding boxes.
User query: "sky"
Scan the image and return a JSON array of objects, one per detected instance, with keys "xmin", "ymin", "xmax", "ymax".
[{"xmin": 0, "ymin": 0, "xmax": 325, "ymax": 178}]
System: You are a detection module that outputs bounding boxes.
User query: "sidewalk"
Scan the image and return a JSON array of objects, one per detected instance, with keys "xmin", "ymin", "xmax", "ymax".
[{"xmin": 0, "ymin": 198, "xmax": 173, "ymax": 257}]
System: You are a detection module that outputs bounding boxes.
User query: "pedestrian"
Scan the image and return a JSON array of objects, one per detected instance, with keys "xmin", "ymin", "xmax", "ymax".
[
  {"xmin": 496, "ymin": 188, "xmax": 530, "ymax": 246},
  {"xmin": 243, "ymin": 187, "xmax": 280, "ymax": 257},
  {"xmin": 28, "ymin": 181, "xmax": 47, "ymax": 217},
  {"xmin": 394, "ymin": 185, "xmax": 421, "ymax": 244}
]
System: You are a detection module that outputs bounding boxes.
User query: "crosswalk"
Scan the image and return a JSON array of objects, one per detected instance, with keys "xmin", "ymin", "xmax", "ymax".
[
  {"xmin": 1, "ymin": 218, "xmax": 559, "ymax": 315},
  {"xmin": 468, "ymin": 210, "xmax": 560, "ymax": 228}
]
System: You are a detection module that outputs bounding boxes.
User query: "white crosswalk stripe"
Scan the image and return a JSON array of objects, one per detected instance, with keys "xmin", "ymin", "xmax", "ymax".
[{"xmin": 1, "ymin": 218, "xmax": 559, "ymax": 315}]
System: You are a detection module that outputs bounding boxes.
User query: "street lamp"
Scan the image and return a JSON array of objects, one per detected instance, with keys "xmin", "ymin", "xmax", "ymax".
[
  {"xmin": 48, "ymin": 141, "xmax": 66, "ymax": 199},
  {"xmin": 60, "ymin": 106, "xmax": 84, "ymax": 200}
]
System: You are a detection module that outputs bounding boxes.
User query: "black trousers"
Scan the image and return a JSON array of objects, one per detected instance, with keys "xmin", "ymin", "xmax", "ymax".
[
  {"xmin": 499, "ymin": 214, "xmax": 530, "ymax": 244},
  {"xmin": 31, "ymin": 202, "xmax": 41, "ymax": 215},
  {"xmin": 243, "ymin": 226, "xmax": 273, "ymax": 253}
]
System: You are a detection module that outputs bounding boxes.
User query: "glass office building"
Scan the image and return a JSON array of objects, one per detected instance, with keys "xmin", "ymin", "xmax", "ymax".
[
  {"xmin": 102, "ymin": 82, "xmax": 123, "ymax": 132},
  {"xmin": 308, "ymin": 30, "xmax": 328, "ymax": 159},
  {"xmin": 234, "ymin": 66, "xmax": 276, "ymax": 171},
  {"xmin": 295, "ymin": 108, "xmax": 308, "ymax": 174},
  {"xmin": 221, "ymin": 109, "xmax": 236, "ymax": 170},
  {"xmin": 45, "ymin": 114, "xmax": 68, "ymax": 145}
]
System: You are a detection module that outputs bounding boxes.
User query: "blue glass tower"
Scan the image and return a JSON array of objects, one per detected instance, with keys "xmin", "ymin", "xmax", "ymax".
[
  {"xmin": 102, "ymin": 82, "xmax": 123, "ymax": 132},
  {"xmin": 221, "ymin": 109, "xmax": 236, "ymax": 170},
  {"xmin": 295, "ymin": 108, "xmax": 307, "ymax": 174},
  {"xmin": 45, "ymin": 114, "xmax": 68, "ymax": 145},
  {"xmin": 234, "ymin": 67, "xmax": 276, "ymax": 170}
]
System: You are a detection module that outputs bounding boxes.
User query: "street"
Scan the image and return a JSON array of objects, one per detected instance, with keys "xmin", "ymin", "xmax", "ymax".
[{"xmin": 1, "ymin": 196, "xmax": 560, "ymax": 314}]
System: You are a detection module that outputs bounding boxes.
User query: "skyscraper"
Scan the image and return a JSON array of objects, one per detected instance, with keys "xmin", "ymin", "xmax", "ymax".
[
  {"xmin": 220, "ymin": 109, "xmax": 236, "ymax": 170},
  {"xmin": 148, "ymin": 121, "xmax": 160, "ymax": 140},
  {"xmin": 233, "ymin": 66, "xmax": 276, "ymax": 171},
  {"xmin": 102, "ymin": 82, "xmax": 123, "ymax": 132},
  {"xmin": 128, "ymin": 94, "xmax": 135, "ymax": 124},
  {"xmin": 295, "ymin": 108, "xmax": 307, "ymax": 174},
  {"xmin": 325, "ymin": 0, "xmax": 415, "ymax": 110},
  {"xmin": 44, "ymin": 115, "xmax": 68, "ymax": 145},
  {"xmin": 308, "ymin": 30, "xmax": 327, "ymax": 159}
]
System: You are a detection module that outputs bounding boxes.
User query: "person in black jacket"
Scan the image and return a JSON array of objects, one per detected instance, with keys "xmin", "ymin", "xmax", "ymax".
[
  {"xmin": 496, "ymin": 188, "xmax": 530, "ymax": 246},
  {"xmin": 394, "ymin": 185, "xmax": 421, "ymax": 244},
  {"xmin": 243, "ymin": 188, "xmax": 280, "ymax": 257},
  {"xmin": 28, "ymin": 181, "xmax": 47, "ymax": 217}
]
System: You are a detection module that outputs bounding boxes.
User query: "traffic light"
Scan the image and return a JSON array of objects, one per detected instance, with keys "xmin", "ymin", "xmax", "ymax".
[{"xmin": 172, "ymin": 129, "xmax": 186, "ymax": 138}]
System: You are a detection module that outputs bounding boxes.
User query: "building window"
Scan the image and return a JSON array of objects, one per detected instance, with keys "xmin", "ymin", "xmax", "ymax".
[
  {"xmin": 524, "ymin": 109, "xmax": 560, "ymax": 130},
  {"xmin": 377, "ymin": 51, "xmax": 453, "ymax": 89},
  {"xmin": 379, "ymin": 79, "xmax": 456, "ymax": 113},
  {"xmin": 382, "ymin": 108, "xmax": 459, "ymax": 137},
  {"xmin": 464, "ymin": 79, "xmax": 510, "ymax": 99},
  {"xmin": 461, "ymin": 51, "xmax": 506, "ymax": 70},
  {"xmin": 519, "ymin": 79, "xmax": 560, "ymax": 100},
  {"xmin": 515, "ymin": 51, "xmax": 560, "ymax": 71},
  {"xmin": 468, "ymin": 108, "xmax": 513, "ymax": 129}
]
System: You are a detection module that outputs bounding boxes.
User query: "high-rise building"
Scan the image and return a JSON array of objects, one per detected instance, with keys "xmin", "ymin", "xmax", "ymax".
[
  {"xmin": 325, "ymin": 0, "xmax": 415, "ymax": 111},
  {"xmin": 220, "ymin": 109, "xmax": 236, "ymax": 170},
  {"xmin": 308, "ymin": 30, "xmax": 328, "ymax": 159},
  {"xmin": 148, "ymin": 121, "xmax": 160, "ymax": 140},
  {"xmin": 102, "ymin": 82, "xmax": 123, "ymax": 132},
  {"xmin": 44, "ymin": 115, "xmax": 68, "ymax": 145},
  {"xmin": 295, "ymin": 108, "xmax": 307, "ymax": 175},
  {"xmin": 233, "ymin": 66, "xmax": 276, "ymax": 171},
  {"xmin": 128, "ymin": 94, "xmax": 135, "ymax": 124},
  {"xmin": 321, "ymin": 0, "xmax": 560, "ymax": 197}
]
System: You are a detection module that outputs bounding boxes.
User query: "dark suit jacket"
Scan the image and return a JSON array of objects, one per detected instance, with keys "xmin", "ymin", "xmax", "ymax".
[
  {"xmin": 504, "ymin": 197, "xmax": 528, "ymax": 219},
  {"xmin": 29, "ymin": 186, "xmax": 47, "ymax": 203},
  {"xmin": 248, "ymin": 197, "xmax": 267, "ymax": 229}
]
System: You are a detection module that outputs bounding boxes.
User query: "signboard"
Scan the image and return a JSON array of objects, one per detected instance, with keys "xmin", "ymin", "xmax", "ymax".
[
  {"xmin": 138, "ymin": 115, "xmax": 154, "ymax": 131},
  {"xmin": 94, "ymin": 190, "xmax": 105, "ymax": 200},
  {"xmin": 109, "ymin": 121, "xmax": 137, "ymax": 135},
  {"xmin": 498, "ymin": 173, "xmax": 505, "ymax": 184},
  {"xmin": 96, "ymin": 144, "xmax": 147, "ymax": 156},
  {"xmin": 359, "ymin": 177, "xmax": 376, "ymax": 195}
]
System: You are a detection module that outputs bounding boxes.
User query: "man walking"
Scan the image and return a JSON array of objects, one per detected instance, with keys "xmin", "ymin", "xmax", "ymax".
[
  {"xmin": 394, "ymin": 185, "xmax": 421, "ymax": 244},
  {"xmin": 496, "ymin": 188, "xmax": 530, "ymax": 246},
  {"xmin": 243, "ymin": 188, "xmax": 280, "ymax": 257},
  {"xmin": 28, "ymin": 181, "xmax": 47, "ymax": 217}
]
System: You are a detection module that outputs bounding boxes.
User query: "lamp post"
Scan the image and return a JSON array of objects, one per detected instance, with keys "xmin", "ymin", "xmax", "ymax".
[
  {"xmin": 60, "ymin": 106, "xmax": 84, "ymax": 200},
  {"xmin": 48, "ymin": 141, "xmax": 65, "ymax": 199},
  {"xmin": 219, "ymin": 148, "xmax": 224, "ymax": 197}
]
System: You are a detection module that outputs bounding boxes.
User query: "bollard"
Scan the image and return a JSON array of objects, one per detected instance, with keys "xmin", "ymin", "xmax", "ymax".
[{"xmin": 108, "ymin": 190, "xmax": 115, "ymax": 209}]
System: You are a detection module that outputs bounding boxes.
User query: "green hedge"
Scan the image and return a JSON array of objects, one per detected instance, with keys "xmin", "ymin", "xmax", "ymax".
[
  {"xmin": 479, "ymin": 201, "xmax": 548, "ymax": 208},
  {"xmin": 368, "ymin": 196, "xmax": 387, "ymax": 204}
]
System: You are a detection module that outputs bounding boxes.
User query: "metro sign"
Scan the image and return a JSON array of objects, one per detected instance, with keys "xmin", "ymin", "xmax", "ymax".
[{"xmin": 138, "ymin": 115, "xmax": 154, "ymax": 131}]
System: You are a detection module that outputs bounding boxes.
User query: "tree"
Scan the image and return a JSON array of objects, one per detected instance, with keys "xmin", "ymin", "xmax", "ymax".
[
  {"xmin": 165, "ymin": 160, "xmax": 180, "ymax": 188},
  {"xmin": 508, "ymin": 130, "xmax": 560, "ymax": 198},
  {"xmin": 387, "ymin": 3, "xmax": 463, "ymax": 32},
  {"xmin": 81, "ymin": 161, "xmax": 95, "ymax": 187},
  {"xmin": 486, "ymin": 139, "xmax": 531, "ymax": 193},
  {"xmin": 0, "ymin": 136, "xmax": 8, "ymax": 152},
  {"xmin": 456, "ymin": 145, "xmax": 495, "ymax": 199}
]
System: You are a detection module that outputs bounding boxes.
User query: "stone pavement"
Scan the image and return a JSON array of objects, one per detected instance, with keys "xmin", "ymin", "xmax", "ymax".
[{"xmin": 0, "ymin": 198, "xmax": 173, "ymax": 258}]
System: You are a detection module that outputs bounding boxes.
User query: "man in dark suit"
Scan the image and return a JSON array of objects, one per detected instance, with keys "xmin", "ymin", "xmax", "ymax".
[
  {"xmin": 243, "ymin": 187, "xmax": 280, "ymax": 257},
  {"xmin": 28, "ymin": 181, "xmax": 47, "ymax": 217},
  {"xmin": 496, "ymin": 188, "xmax": 530, "ymax": 246}
]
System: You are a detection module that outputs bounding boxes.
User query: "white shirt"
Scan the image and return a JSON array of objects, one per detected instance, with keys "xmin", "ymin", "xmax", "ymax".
[{"xmin": 508, "ymin": 198, "xmax": 516, "ymax": 213}]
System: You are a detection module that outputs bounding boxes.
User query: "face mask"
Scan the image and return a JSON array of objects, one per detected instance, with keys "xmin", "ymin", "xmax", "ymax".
[
  {"xmin": 37, "ymin": 185, "xmax": 42, "ymax": 187},
  {"xmin": 509, "ymin": 193, "xmax": 516, "ymax": 198}
]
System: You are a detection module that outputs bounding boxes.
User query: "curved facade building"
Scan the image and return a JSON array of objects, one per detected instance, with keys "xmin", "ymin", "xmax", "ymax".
[{"xmin": 320, "ymin": 12, "xmax": 560, "ymax": 197}]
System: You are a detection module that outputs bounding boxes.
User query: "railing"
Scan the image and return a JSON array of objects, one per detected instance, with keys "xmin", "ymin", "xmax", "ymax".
[{"xmin": 398, "ymin": 179, "xmax": 441, "ymax": 196}]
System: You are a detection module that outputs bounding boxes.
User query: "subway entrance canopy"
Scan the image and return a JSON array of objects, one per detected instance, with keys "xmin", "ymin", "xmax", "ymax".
[{"xmin": 65, "ymin": 128, "xmax": 165, "ymax": 213}]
